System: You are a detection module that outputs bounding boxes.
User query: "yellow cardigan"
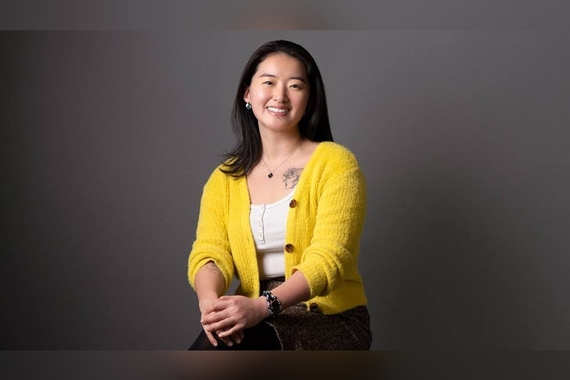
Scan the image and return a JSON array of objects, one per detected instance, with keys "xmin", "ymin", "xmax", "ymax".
[{"xmin": 188, "ymin": 142, "xmax": 368, "ymax": 314}]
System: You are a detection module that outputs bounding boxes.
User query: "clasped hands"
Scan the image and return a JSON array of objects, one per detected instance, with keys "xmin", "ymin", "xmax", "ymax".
[{"xmin": 199, "ymin": 295, "xmax": 268, "ymax": 347}]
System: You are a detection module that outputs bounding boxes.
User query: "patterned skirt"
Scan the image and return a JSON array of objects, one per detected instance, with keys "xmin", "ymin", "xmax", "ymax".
[{"xmin": 260, "ymin": 277, "xmax": 372, "ymax": 350}]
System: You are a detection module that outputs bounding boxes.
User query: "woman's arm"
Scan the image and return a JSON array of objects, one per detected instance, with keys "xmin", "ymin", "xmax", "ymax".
[
  {"xmin": 292, "ymin": 147, "xmax": 367, "ymax": 299},
  {"xmin": 194, "ymin": 261, "xmax": 225, "ymax": 309},
  {"xmin": 266, "ymin": 270, "xmax": 310, "ymax": 311},
  {"xmin": 194, "ymin": 261, "xmax": 244, "ymax": 347},
  {"xmin": 188, "ymin": 168, "xmax": 234, "ymax": 294},
  {"xmin": 206, "ymin": 270, "xmax": 310, "ymax": 340}
]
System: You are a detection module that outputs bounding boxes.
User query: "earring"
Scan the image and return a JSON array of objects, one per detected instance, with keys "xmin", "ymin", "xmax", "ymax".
[{"xmin": 245, "ymin": 102, "xmax": 252, "ymax": 110}]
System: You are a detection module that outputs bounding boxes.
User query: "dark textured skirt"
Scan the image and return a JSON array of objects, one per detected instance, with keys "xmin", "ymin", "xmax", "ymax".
[{"xmin": 260, "ymin": 277, "xmax": 372, "ymax": 350}]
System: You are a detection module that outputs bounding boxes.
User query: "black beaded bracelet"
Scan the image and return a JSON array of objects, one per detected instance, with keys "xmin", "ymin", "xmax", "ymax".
[{"xmin": 261, "ymin": 290, "xmax": 282, "ymax": 317}]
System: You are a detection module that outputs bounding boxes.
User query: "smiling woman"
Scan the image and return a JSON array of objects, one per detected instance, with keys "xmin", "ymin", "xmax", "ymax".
[
  {"xmin": 187, "ymin": 40, "xmax": 371, "ymax": 350},
  {"xmin": 244, "ymin": 52, "xmax": 310, "ymax": 137}
]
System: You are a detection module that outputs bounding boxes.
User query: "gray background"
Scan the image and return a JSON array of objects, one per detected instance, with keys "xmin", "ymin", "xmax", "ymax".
[{"xmin": 1, "ymin": 31, "xmax": 569, "ymax": 350}]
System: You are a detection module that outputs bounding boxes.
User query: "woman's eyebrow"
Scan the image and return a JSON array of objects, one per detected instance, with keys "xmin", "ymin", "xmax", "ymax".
[{"xmin": 258, "ymin": 73, "xmax": 307, "ymax": 83}]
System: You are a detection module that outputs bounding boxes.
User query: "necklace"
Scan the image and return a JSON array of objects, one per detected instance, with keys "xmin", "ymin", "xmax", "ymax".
[{"xmin": 261, "ymin": 139, "xmax": 304, "ymax": 178}]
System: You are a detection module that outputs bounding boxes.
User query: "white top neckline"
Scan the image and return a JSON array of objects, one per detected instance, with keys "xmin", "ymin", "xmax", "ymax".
[{"xmin": 250, "ymin": 189, "xmax": 295, "ymax": 209}]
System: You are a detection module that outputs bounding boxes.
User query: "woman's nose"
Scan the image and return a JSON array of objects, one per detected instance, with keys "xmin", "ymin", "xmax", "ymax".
[{"xmin": 273, "ymin": 85, "xmax": 288, "ymax": 102}]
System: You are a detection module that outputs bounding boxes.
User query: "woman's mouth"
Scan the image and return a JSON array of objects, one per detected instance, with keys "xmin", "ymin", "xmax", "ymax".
[{"xmin": 267, "ymin": 106, "xmax": 290, "ymax": 115}]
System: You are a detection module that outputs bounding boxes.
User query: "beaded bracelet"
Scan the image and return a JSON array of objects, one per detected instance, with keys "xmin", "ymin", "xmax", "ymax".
[{"xmin": 261, "ymin": 290, "xmax": 282, "ymax": 317}]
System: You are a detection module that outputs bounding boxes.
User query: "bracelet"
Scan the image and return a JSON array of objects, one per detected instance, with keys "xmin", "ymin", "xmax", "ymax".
[{"xmin": 261, "ymin": 290, "xmax": 282, "ymax": 317}]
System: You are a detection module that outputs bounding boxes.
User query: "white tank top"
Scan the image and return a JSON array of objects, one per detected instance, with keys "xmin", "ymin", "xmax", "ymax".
[{"xmin": 250, "ymin": 190, "xmax": 294, "ymax": 280}]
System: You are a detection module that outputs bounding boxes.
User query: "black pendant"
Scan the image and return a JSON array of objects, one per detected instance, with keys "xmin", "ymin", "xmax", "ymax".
[{"xmin": 268, "ymin": 173, "xmax": 274, "ymax": 178}]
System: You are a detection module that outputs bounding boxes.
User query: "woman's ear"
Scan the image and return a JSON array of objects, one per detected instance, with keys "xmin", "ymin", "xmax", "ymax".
[{"xmin": 243, "ymin": 88, "xmax": 250, "ymax": 103}]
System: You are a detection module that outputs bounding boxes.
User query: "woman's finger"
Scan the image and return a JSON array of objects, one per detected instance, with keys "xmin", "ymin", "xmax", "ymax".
[
  {"xmin": 217, "ymin": 323, "xmax": 244, "ymax": 339},
  {"xmin": 204, "ymin": 317, "xmax": 235, "ymax": 334},
  {"xmin": 233, "ymin": 330, "xmax": 244, "ymax": 344},
  {"xmin": 201, "ymin": 308, "xmax": 229, "ymax": 325},
  {"xmin": 204, "ymin": 329, "xmax": 218, "ymax": 347},
  {"xmin": 216, "ymin": 330, "xmax": 235, "ymax": 347}
]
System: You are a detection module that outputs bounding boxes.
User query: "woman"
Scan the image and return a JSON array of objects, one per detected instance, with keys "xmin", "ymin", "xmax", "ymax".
[{"xmin": 188, "ymin": 40, "xmax": 371, "ymax": 350}]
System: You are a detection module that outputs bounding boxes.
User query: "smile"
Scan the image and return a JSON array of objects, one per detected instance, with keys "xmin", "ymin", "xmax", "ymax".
[{"xmin": 267, "ymin": 106, "xmax": 290, "ymax": 114}]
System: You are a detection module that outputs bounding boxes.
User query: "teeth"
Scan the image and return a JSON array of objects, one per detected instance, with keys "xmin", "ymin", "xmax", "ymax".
[{"xmin": 267, "ymin": 107, "xmax": 289, "ymax": 114}]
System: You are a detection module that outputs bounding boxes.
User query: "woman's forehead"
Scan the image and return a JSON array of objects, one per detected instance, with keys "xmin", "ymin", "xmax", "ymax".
[{"xmin": 254, "ymin": 53, "xmax": 307, "ymax": 79}]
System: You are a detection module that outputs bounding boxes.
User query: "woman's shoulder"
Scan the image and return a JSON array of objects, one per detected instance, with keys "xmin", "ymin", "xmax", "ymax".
[
  {"xmin": 314, "ymin": 141, "xmax": 360, "ymax": 167},
  {"xmin": 317, "ymin": 141, "xmax": 356, "ymax": 155},
  {"xmin": 305, "ymin": 141, "xmax": 366, "ymax": 193},
  {"xmin": 203, "ymin": 162, "xmax": 234, "ymax": 186}
]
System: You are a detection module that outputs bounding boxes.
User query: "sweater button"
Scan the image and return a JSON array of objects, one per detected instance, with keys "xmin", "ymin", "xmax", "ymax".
[
  {"xmin": 284, "ymin": 244, "xmax": 294, "ymax": 253},
  {"xmin": 289, "ymin": 199, "xmax": 297, "ymax": 208},
  {"xmin": 309, "ymin": 303, "xmax": 319, "ymax": 312}
]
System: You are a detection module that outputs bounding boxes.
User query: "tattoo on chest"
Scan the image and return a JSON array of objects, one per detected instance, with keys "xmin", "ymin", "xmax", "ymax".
[{"xmin": 283, "ymin": 167, "xmax": 303, "ymax": 189}]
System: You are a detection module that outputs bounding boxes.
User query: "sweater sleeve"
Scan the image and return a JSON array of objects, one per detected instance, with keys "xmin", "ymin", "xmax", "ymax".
[
  {"xmin": 187, "ymin": 168, "xmax": 235, "ymax": 294},
  {"xmin": 292, "ymin": 147, "xmax": 367, "ymax": 298}
]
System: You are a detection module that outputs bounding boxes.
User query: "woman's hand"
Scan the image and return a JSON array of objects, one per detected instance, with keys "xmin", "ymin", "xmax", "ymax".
[
  {"xmin": 200, "ymin": 295, "xmax": 268, "ymax": 346},
  {"xmin": 198, "ymin": 297, "xmax": 223, "ymax": 347},
  {"xmin": 200, "ymin": 296, "xmax": 247, "ymax": 347}
]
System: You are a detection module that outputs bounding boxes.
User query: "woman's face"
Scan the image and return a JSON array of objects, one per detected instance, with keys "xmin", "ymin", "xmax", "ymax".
[{"xmin": 244, "ymin": 53, "xmax": 310, "ymax": 136}]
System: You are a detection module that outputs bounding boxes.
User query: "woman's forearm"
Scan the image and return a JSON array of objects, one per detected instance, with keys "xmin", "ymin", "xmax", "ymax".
[
  {"xmin": 268, "ymin": 270, "xmax": 311, "ymax": 311},
  {"xmin": 194, "ymin": 261, "xmax": 226, "ymax": 304}
]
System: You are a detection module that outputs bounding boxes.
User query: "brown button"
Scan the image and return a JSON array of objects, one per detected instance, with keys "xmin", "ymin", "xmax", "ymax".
[
  {"xmin": 309, "ymin": 303, "xmax": 319, "ymax": 312},
  {"xmin": 289, "ymin": 199, "xmax": 297, "ymax": 208},
  {"xmin": 284, "ymin": 243, "xmax": 294, "ymax": 253}
]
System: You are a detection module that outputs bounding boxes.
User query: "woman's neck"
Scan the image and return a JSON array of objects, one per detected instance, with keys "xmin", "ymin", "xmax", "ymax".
[{"xmin": 260, "ymin": 133, "xmax": 304, "ymax": 162}]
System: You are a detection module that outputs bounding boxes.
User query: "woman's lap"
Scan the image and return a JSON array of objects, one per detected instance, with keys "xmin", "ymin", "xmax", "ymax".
[{"xmin": 189, "ymin": 277, "xmax": 371, "ymax": 350}]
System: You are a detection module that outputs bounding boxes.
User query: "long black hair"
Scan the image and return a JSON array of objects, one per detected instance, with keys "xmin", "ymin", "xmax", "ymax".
[{"xmin": 221, "ymin": 40, "xmax": 333, "ymax": 177}]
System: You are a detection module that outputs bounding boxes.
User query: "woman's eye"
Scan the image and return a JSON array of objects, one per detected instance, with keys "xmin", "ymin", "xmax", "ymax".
[
  {"xmin": 290, "ymin": 84, "xmax": 302, "ymax": 89},
  {"xmin": 262, "ymin": 81, "xmax": 273, "ymax": 85}
]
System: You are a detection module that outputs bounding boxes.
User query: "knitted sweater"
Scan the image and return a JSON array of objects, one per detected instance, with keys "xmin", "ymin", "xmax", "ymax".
[{"xmin": 188, "ymin": 142, "xmax": 368, "ymax": 314}]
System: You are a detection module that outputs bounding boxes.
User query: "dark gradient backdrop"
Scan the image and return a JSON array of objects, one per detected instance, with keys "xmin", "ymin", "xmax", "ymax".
[{"xmin": 1, "ymin": 31, "xmax": 569, "ymax": 350}]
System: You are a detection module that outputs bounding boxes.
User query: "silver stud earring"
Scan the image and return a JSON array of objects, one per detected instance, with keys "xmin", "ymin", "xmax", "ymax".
[{"xmin": 245, "ymin": 102, "xmax": 252, "ymax": 110}]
